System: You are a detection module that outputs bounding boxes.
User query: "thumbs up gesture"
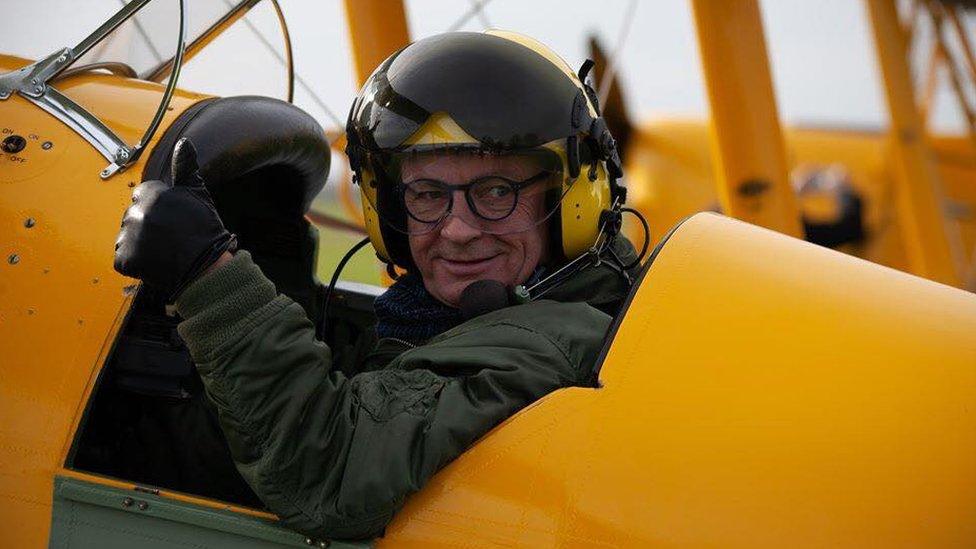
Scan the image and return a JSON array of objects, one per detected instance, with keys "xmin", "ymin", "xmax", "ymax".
[{"xmin": 114, "ymin": 138, "xmax": 237, "ymax": 301}]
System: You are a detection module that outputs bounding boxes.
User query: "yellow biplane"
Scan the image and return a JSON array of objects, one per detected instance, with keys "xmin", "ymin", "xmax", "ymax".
[{"xmin": 1, "ymin": 1, "xmax": 975, "ymax": 547}]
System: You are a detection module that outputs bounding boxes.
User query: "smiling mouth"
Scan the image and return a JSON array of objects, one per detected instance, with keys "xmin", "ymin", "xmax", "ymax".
[
  {"xmin": 436, "ymin": 255, "xmax": 500, "ymax": 274},
  {"xmin": 442, "ymin": 256, "xmax": 496, "ymax": 264}
]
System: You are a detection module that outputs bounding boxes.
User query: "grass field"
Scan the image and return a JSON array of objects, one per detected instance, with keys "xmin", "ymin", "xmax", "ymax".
[{"xmin": 311, "ymin": 197, "xmax": 384, "ymax": 287}]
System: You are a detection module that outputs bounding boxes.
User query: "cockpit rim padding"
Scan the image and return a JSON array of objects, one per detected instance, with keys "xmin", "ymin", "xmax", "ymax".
[{"xmin": 142, "ymin": 95, "xmax": 329, "ymax": 214}]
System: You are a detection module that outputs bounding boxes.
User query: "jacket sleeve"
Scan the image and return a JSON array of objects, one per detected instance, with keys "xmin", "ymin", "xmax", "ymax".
[{"xmin": 175, "ymin": 251, "xmax": 610, "ymax": 540}]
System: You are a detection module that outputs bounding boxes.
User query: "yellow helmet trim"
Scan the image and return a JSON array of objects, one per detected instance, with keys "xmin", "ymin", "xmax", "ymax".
[
  {"xmin": 402, "ymin": 112, "xmax": 480, "ymax": 147},
  {"xmin": 359, "ymin": 166, "xmax": 390, "ymax": 261}
]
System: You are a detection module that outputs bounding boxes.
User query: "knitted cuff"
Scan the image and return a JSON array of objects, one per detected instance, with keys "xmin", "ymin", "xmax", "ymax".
[{"xmin": 175, "ymin": 251, "xmax": 279, "ymax": 363}]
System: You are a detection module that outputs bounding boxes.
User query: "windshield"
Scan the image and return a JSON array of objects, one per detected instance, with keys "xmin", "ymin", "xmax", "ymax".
[
  {"xmin": 72, "ymin": 0, "xmax": 258, "ymax": 81},
  {"xmin": 0, "ymin": 0, "xmax": 294, "ymax": 178}
]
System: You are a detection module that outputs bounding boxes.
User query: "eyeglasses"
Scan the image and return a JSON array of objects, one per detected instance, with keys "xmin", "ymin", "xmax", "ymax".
[{"xmin": 401, "ymin": 171, "xmax": 554, "ymax": 225}]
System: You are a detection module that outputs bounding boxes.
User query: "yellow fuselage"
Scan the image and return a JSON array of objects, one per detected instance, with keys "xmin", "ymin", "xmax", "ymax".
[{"xmin": 2, "ymin": 52, "xmax": 976, "ymax": 547}]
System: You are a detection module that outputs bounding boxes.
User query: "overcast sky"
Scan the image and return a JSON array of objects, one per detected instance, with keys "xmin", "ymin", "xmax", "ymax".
[{"xmin": 2, "ymin": 0, "xmax": 972, "ymax": 136}]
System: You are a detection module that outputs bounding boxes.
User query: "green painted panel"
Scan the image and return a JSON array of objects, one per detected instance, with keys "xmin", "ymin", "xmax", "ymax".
[{"xmin": 49, "ymin": 476, "xmax": 372, "ymax": 549}]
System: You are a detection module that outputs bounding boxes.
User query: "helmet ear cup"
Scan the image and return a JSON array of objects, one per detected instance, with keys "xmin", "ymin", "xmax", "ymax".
[
  {"xmin": 358, "ymin": 171, "xmax": 391, "ymax": 264},
  {"xmin": 558, "ymin": 158, "xmax": 612, "ymax": 259},
  {"xmin": 358, "ymin": 165, "xmax": 416, "ymax": 270},
  {"xmin": 375, "ymin": 188, "xmax": 414, "ymax": 269}
]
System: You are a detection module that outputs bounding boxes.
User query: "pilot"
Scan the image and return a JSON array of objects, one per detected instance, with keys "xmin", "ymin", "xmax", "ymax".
[{"xmin": 114, "ymin": 31, "xmax": 642, "ymax": 540}]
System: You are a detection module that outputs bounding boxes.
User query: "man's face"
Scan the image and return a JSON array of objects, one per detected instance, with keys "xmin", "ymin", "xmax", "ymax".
[{"xmin": 402, "ymin": 153, "xmax": 550, "ymax": 307}]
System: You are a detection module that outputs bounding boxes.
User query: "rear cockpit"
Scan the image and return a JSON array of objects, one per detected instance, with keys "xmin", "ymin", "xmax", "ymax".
[{"xmin": 69, "ymin": 96, "xmax": 382, "ymax": 507}]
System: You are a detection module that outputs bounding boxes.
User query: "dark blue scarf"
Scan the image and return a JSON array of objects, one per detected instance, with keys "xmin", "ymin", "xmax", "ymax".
[{"xmin": 373, "ymin": 273, "xmax": 463, "ymax": 345}]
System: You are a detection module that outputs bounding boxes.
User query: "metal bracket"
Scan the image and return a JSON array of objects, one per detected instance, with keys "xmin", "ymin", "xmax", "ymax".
[
  {"xmin": 0, "ymin": 48, "xmax": 73, "ymax": 100},
  {"xmin": 23, "ymin": 85, "xmax": 134, "ymax": 177},
  {"xmin": 0, "ymin": 47, "xmax": 134, "ymax": 179}
]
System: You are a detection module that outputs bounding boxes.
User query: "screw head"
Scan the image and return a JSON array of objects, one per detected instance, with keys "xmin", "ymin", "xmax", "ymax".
[
  {"xmin": 24, "ymin": 218, "xmax": 35, "ymax": 228},
  {"xmin": 122, "ymin": 497, "xmax": 134, "ymax": 508},
  {"xmin": 30, "ymin": 78, "xmax": 37, "ymax": 85},
  {"xmin": 41, "ymin": 141, "xmax": 52, "ymax": 150},
  {"xmin": 7, "ymin": 254, "xmax": 19, "ymax": 265},
  {"xmin": 137, "ymin": 501, "xmax": 149, "ymax": 511},
  {"xmin": 115, "ymin": 148, "xmax": 130, "ymax": 161}
]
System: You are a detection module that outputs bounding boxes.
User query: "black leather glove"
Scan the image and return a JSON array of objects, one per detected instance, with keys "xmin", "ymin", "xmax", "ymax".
[{"xmin": 114, "ymin": 138, "xmax": 237, "ymax": 301}]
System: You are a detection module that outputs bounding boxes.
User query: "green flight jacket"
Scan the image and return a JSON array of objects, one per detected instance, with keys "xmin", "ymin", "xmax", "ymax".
[{"xmin": 175, "ymin": 239, "xmax": 637, "ymax": 540}]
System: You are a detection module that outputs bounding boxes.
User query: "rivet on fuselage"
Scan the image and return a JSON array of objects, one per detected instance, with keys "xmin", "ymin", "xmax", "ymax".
[{"xmin": 7, "ymin": 254, "xmax": 19, "ymax": 265}]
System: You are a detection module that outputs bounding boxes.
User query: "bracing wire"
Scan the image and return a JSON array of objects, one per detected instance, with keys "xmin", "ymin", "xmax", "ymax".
[
  {"xmin": 119, "ymin": 0, "xmax": 166, "ymax": 65},
  {"xmin": 222, "ymin": 0, "xmax": 345, "ymax": 133},
  {"xmin": 446, "ymin": 0, "xmax": 497, "ymax": 32},
  {"xmin": 469, "ymin": 0, "xmax": 493, "ymax": 29}
]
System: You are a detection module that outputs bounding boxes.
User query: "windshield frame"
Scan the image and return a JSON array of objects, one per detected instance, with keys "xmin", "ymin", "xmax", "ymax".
[{"xmin": 0, "ymin": 0, "xmax": 187, "ymax": 179}]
